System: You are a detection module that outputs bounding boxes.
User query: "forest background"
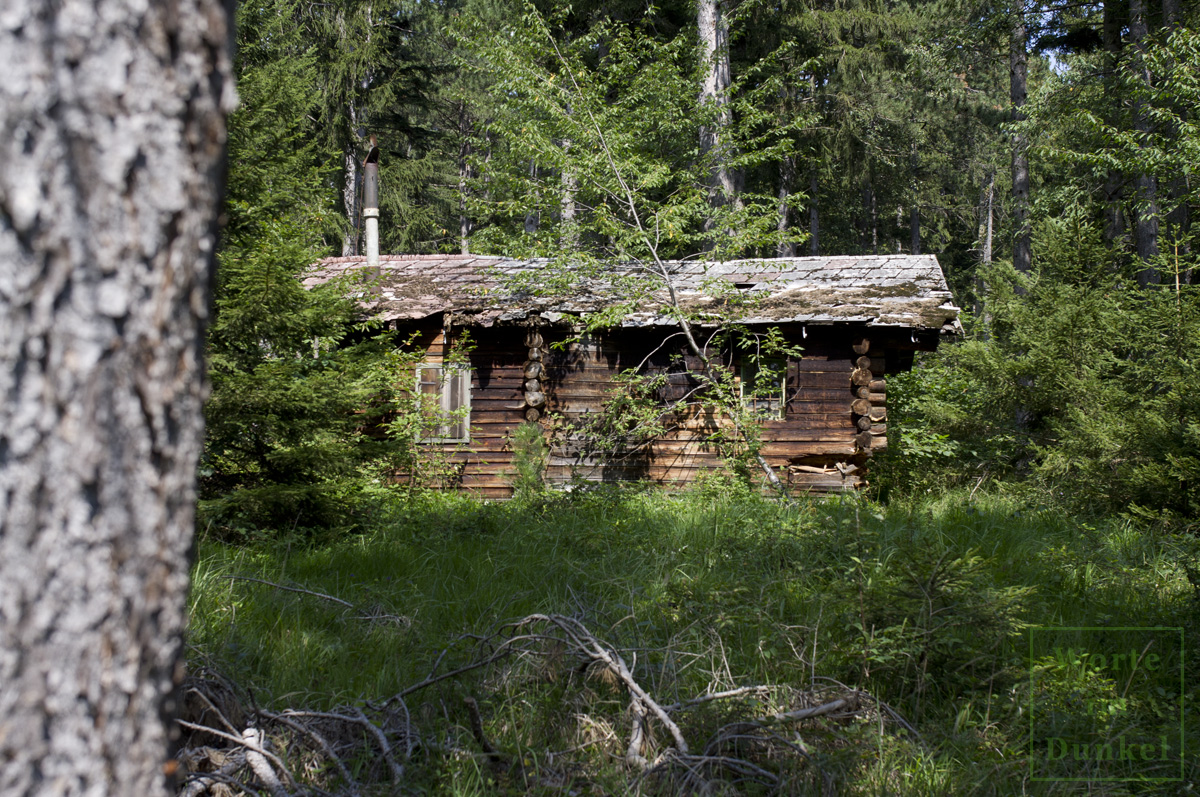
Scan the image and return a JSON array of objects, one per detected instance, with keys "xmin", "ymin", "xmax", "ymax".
[{"xmin": 187, "ymin": 0, "xmax": 1200, "ymax": 793}]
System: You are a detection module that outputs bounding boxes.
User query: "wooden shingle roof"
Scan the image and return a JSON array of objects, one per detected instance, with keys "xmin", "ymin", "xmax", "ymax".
[{"xmin": 305, "ymin": 254, "xmax": 961, "ymax": 333}]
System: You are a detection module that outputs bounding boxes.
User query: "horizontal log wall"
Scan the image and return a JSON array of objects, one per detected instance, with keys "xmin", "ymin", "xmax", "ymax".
[
  {"xmin": 542, "ymin": 326, "xmax": 874, "ymax": 494},
  {"xmin": 396, "ymin": 320, "xmax": 940, "ymax": 498},
  {"xmin": 395, "ymin": 323, "xmax": 529, "ymax": 499}
]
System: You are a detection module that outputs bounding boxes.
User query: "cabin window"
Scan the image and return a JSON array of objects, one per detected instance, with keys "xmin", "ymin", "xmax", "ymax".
[
  {"xmin": 740, "ymin": 358, "xmax": 786, "ymax": 420},
  {"xmin": 416, "ymin": 363, "xmax": 471, "ymax": 442}
]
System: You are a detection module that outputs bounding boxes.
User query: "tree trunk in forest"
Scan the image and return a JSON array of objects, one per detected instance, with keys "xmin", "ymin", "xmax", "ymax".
[
  {"xmin": 1130, "ymin": 0, "xmax": 1160, "ymax": 282},
  {"xmin": 560, "ymin": 139, "xmax": 579, "ymax": 251},
  {"xmin": 458, "ymin": 102, "xmax": 473, "ymax": 255},
  {"xmin": 0, "ymin": 2, "xmax": 232, "ymax": 796},
  {"xmin": 1159, "ymin": 0, "xmax": 1187, "ymax": 260},
  {"xmin": 776, "ymin": 155, "xmax": 796, "ymax": 257},
  {"xmin": 983, "ymin": 172, "xmax": 995, "ymax": 263},
  {"xmin": 862, "ymin": 172, "xmax": 878, "ymax": 254},
  {"xmin": 1163, "ymin": 0, "xmax": 1181, "ymax": 26},
  {"xmin": 341, "ymin": 105, "xmax": 361, "ymax": 257},
  {"xmin": 1126, "ymin": 0, "xmax": 1164, "ymax": 283},
  {"xmin": 698, "ymin": 0, "xmax": 743, "ymax": 234},
  {"xmin": 1102, "ymin": 0, "xmax": 1127, "ymax": 249},
  {"xmin": 809, "ymin": 170, "xmax": 820, "ymax": 255},
  {"xmin": 909, "ymin": 149, "xmax": 921, "ymax": 255},
  {"xmin": 524, "ymin": 159, "xmax": 540, "ymax": 234},
  {"xmin": 1010, "ymin": 7, "xmax": 1032, "ymax": 275}
]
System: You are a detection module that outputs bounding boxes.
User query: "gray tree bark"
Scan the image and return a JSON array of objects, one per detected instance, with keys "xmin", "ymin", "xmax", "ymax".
[
  {"xmin": 0, "ymin": 1, "xmax": 233, "ymax": 794},
  {"xmin": 862, "ymin": 172, "xmax": 878, "ymax": 254},
  {"xmin": 698, "ymin": 0, "xmax": 744, "ymax": 234},
  {"xmin": 458, "ymin": 101, "xmax": 473, "ymax": 255},
  {"xmin": 524, "ymin": 159, "xmax": 540, "ymax": 235},
  {"xmin": 776, "ymin": 155, "xmax": 797, "ymax": 257},
  {"xmin": 809, "ymin": 170, "xmax": 820, "ymax": 256},
  {"xmin": 982, "ymin": 172, "xmax": 995, "ymax": 263},
  {"xmin": 341, "ymin": 104, "xmax": 362, "ymax": 257},
  {"xmin": 1010, "ymin": 6, "xmax": 1032, "ymax": 275},
  {"xmin": 909, "ymin": 149, "xmax": 921, "ymax": 255},
  {"xmin": 559, "ymin": 139, "xmax": 579, "ymax": 251}
]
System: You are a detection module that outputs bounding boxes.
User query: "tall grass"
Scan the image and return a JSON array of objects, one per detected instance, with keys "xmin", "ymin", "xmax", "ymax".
[{"xmin": 187, "ymin": 484, "xmax": 1200, "ymax": 794}]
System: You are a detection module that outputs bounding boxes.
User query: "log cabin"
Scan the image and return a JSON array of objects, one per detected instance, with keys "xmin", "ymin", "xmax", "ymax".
[{"xmin": 304, "ymin": 253, "xmax": 961, "ymax": 499}]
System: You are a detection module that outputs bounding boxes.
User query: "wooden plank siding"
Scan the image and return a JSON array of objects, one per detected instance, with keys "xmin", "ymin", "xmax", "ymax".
[
  {"xmin": 390, "ymin": 324, "xmax": 529, "ymax": 497},
  {"xmin": 538, "ymin": 326, "xmax": 875, "ymax": 494},
  {"xmin": 390, "ymin": 320, "xmax": 937, "ymax": 498}
]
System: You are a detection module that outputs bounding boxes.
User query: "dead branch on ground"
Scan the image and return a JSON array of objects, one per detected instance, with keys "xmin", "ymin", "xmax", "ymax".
[{"xmin": 177, "ymin": 615, "xmax": 904, "ymax": 795}]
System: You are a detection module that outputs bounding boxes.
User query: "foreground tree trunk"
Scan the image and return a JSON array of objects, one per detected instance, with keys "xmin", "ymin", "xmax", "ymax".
[{"xmin": 0, "ymin": 2, "xmax": 233, "ymax": 795}]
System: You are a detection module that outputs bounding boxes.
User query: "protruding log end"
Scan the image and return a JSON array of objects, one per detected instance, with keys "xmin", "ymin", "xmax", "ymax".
[
  {"xmin": 525, "ymin": 391, "xmax": 546, "ymax": 408},
  {"xmin": 524, "ymin": 361, "xmax": 544, "ymax": 380},
  {"xmin": 525, "ymin": 408, "xmax": 541, "ymax": 422},
  {"xmin": 851, "ymin": 398, "xmax": 871, "ymax": 416},
  {"xmin": 852, "ymin": 338, "xmax": 870, "ymax": 355},
  {"xmin": 851, "ymin": 368, "xmax": 873, "ymax": 386},
  {"xmin": 854, "ymin": 431, "xmax": 873, "ymax": 450},
  {"xmin": 524, "ymin": 330, "xmax": 544, "ymax": 348}
]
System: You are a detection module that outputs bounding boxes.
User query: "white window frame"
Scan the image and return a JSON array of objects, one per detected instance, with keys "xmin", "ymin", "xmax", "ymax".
[
  {"xmin": 416, "ymin": 363, "xmax": 472, "ymax": 443},
  {"xmin": 739, "ymin": 357, "xmax": 786, "ymax": 420}
]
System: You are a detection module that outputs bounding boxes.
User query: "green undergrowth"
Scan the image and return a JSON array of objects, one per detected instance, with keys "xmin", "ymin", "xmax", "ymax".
[{"xmin": 187, "ymin": 484, "xmax": 1200, "ymax": 794}]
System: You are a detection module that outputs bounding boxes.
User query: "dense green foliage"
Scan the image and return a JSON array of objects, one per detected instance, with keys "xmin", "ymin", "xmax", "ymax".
[{"xmin": 877, "ymin": 264, "xmax": 1200, "ymax": 528}]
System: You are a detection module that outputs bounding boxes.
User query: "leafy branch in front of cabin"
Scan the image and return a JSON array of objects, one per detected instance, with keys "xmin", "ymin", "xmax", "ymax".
[
  {"xmin": 553, "ymin": 324, "xmax": 803, "ymax": 488},
  {"xmin": 458, "ymin": 5, "xmax": 812, "ymax": 491}
]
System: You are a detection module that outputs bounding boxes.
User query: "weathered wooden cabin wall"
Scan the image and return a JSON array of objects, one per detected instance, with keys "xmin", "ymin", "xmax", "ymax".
[
  {"xmin": 540, "ymin": 324, "xmax": 934, "ymax": 493},
  {"xmin": 400, "ymin": 323, "xmax": 528, "ymax": 499},
  {"xmin": 402, "ymin": 320, "xmax": 937, "ymax": 498}
]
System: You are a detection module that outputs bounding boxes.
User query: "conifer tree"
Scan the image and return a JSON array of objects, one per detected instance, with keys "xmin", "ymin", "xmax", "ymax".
[{"xmin": 203, "ymin": 0, "xmax": 410, "ymax": 537}]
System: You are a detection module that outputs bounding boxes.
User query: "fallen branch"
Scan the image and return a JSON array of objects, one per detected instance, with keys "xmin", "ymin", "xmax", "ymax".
[
  {"xmin": 222, "ymin": 576, "xmax": 354, "ymax": 608},
  {"xmin": 663, "ymin": 685, "xmax": 773, "ymax": 713},
  {"xmin": 177, "ymin": 615, "xmax": 879, "ymax": 796},
  {"xmin": 243, "ymin": 727, "xmax": 288, "ymax": 797},
  {"xmin": 175, "ymin": 720, "xmax": 296, "ymax": 791},
  {"xmin": 261, "ymin": 711, "xmax": 358, "ymax": 796},
  {"xmin": 178, "ymin": 750, "xmax": 246, "ymax": 797},
  {"xmin": 751, "ymin": 697, "xmax": 850, "ymax": 728}
]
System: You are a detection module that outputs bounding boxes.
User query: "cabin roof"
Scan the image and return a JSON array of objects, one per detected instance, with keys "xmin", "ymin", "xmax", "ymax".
[{"xmin": 304, "ymin": 254, "xmax": 961, "ymax": 333}]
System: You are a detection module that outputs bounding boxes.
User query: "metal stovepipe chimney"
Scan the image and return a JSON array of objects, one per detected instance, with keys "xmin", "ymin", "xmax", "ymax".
[{"xmin": 363, "ymin": 135, "xmax": 380, "ymax": 268}]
